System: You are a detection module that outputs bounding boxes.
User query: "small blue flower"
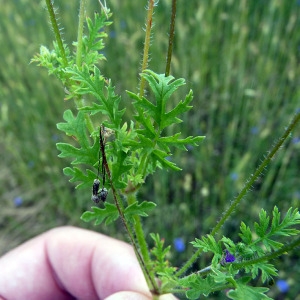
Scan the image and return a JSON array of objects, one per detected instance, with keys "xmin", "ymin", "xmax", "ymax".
[
  {"xmin": 27, "ymin": 161, "xmax": 35, "ymax": 168},
  {"xmin": 293, "ymin": 190, "xmax": 300, "ymax": 199},
  {"xmin": 292, "ymin": 137, "xmax": 300, "ymax": 144},
  {"xmin": 230, "ymin": 172, "xmax": 238, "ymax": 181},
  {"xmin": 250, "ymin": 126, "xmax": 259, "ymax": 135},
  {"xmin": 13, "ymin": 196, "xmax": 23, "ymax": 207},
  {"xmin": 109, "ymin": 30, "xmax": 116, "ymax": 38},
  {"xmin": 52, "ymin": 134, "xmax": 59, "ymax": 141},
  {"xmin": 25, "ymin": 19, "xmax": 36, "ymax": 27},
  {"xmin": 174, "ymin": 237, "xmax": 185, "ymax": 252},
  {"xmin": 120, "ymin": 20, "xmax": 127, "ymax": 29},
  {"xmin": 186, "ymin": 144, "xmax": 194, "ymax": 151},
  {"xmin": 276, "ymin": 279, "xmax": 289, "ymax": 293}
]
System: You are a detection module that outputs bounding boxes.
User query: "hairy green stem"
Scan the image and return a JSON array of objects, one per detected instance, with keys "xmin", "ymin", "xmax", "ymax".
[
  {"xmin": 73, "ymin": 0, "xmax": 97, "ymax": 136},
  {"xmin": 76, "ymin": 0, "xmax": 87, "ymax": 67},
  {"xmin": 127, "ymin": 193, "xmax": 153, "ymax": 269},
  {"xmin": 165, "ymin": 0, "xmax": 177, "ymax": 77},
  {"xmin": 211, "ymin": 111, "xmax": 300, "ymax": 236},
  {"xmin": 111, "ymin": 178, "xmax": 159, "ymax": 293},
  {"xmin": 176, "ymin": 111, "xmax": 300, "ymax": 277},
  {"xmin": 139, "ymin": 0, "xmax": 155, "ymax": 98},
  {"xmin": 45, "ymin": 0, "xmax": 68, "ymax": 67},
  {"xmin": 45, "ymin": 0, "xmax": 94, "ymax": 134},
  {"xmin": 101, "ymin": 133, "xmax": 159, "ymax": 293},
  {"xmin": 175, "ymin": 247, "xmax": 203, "ymax": 277}
]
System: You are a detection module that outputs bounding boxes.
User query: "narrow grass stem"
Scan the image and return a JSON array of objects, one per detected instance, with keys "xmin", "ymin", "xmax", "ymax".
[
  {"xmin": 139, "ymin": 0, "xmax": 155, "ymax": 98},
  {"xmin": 45, "ymin": 0, "xmax": 68, "ymax": 67},
  {"xmin": 165, "ymin": 0, "xmax": 177, "ymax": 77}
]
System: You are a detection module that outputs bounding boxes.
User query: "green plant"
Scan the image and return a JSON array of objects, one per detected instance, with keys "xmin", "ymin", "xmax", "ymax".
[{"xmin": 32, "ymin": 0, "xmax": 300, "ymax": 299}]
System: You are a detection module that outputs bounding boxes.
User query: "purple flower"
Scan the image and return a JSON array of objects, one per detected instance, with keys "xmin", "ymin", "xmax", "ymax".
[
  {"xmin": 174, "ymin": 237, "xmax": 185, "ymax": 252},
  {"xmin": 13, "ymin": 196, "xmax": 23, "ymax": 207},
  {"xmin": 221, "ymin": 250, "xmax": 236, "ymax": 265},
  {"xmin": 224, "ymin": 250, "xmax": 235, "ymax": 263},
  {"xmin": 276, "ymin": 279, "xmax": 289, "ymax": 293}
]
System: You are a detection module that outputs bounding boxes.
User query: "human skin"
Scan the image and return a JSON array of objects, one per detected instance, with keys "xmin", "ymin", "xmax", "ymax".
[{"xmin": 0, "ymin": 226, "xmax": 176, "ymax": 300}]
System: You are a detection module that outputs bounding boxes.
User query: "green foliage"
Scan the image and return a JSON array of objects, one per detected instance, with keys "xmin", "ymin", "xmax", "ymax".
[
  {"xmin": 32, "ymin": 11, "xmax": 111, "ymax": 83},
  {"xmin": 80, "ymin": 12, "xmax": 112, "ymax": 68},
  {"xmin": 182, "ymin": 275, "xmax": 220, "ymax": 299},
  {"xmin": 31, "ymin": 1, "xmax": 300, "ymax": 299},
  {"xmin": 238, "ymin": 206, "xmax": 300, "ymax": 256},
  {"xmin": 191, "ymin": 235, "xmax": 223, "ymax": 265},
  {"xmin": 124, "ymin": 201, "xmax": 156, "ymax": 224},
  {"xmin": 31, "ymin": 42, "xmax": 71, "ymax": 82},
  {"xmin": 55, "ymin": 68, "xmax": 204, "ymax": 190},
  {"xmin": 56, "ymin": 110, "xmax": 99, "ymax": 189},
  {"xmin": 81, "ymin": 203, "xmax": 119, "ymax": 225},
  {"xmin": 67, "ymin": 65, "xmax": 125, "ymax": 128},
  {"xmin": 227, "ymin": 283, "xmax": 272, "ymax": 300},
  {"xmin": 127, "ymin": 70, "xmax": 205, "ymax": 171},
  {"xmin": 149, "ymin": 233, "xmax": 177, "ymax": 289},
  {"xmin": 187, "ymin": 206, "xmax": 300, "ymax": 298}
]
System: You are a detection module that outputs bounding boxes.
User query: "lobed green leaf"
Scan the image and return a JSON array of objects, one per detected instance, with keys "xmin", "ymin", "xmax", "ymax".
[
  {"xmin": 227, "ymin": 283, "xmax": 271, "ymax": 300},
  {"xmin": 124, "ymin": 201, "xmax": 156, "ymax": 223},
  {"xmin": 80, "ymin": 203, "xmax": 119, "ymax": 225},
  {"xmin": 57, "ymin": 110, "xmax": 89, "ymax": 148},
  {"xmin": 63, "ymin": 167, "xmax": 96, "ymax": 190}
]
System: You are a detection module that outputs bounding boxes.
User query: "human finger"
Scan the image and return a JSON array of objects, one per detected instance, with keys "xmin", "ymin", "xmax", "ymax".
[{"xmin": 0, "ymin": 226, "xmax": 151, "ymax": 300}]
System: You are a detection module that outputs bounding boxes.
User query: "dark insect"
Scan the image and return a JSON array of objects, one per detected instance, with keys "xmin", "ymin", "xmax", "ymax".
[
  {"xmin": 91, "ymin": 125, "xmax": 109, "ymax": 203},
  {"xmin": 91, "ymin": 179, "xmax": 108, "ymax": 203}
]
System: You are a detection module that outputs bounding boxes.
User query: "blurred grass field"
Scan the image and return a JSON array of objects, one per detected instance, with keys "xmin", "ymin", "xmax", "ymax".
[{"xmin": 1, "ymin": 0, "xmax": 300, "ymax": 298}]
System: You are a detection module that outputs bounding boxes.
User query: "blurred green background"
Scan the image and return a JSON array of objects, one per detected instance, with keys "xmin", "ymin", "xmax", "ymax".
[{"xmin": 1, "ymin": 0, "xmax": 300, "ymax": 298}]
